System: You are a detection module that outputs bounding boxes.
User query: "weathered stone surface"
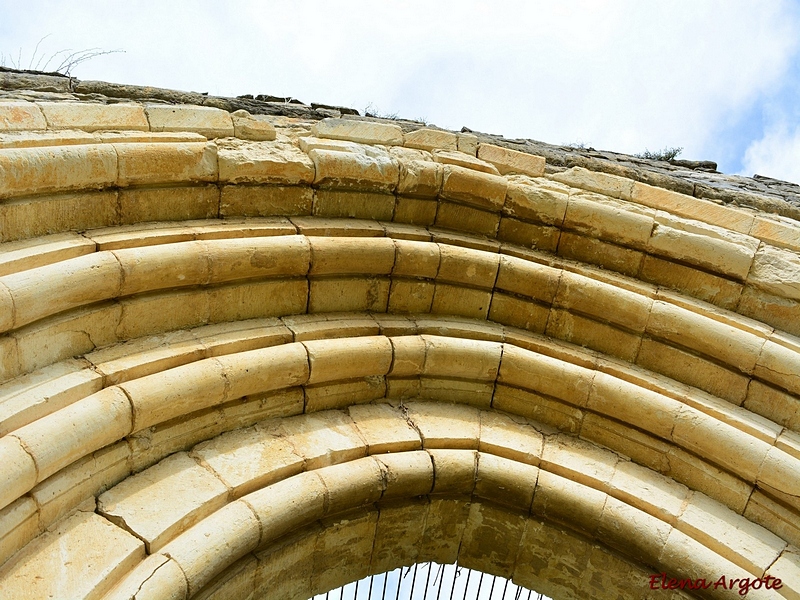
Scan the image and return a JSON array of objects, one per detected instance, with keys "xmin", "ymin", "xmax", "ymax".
[
  {"xmin": 98, "ymin": 451, "xmax": 228, "ymax": 552},
  {"xmin": 404, "ymin": 128, "xmax": 457, "ymax": 152},
  {"xmin": 0, "ymin": 101, "xmax": 46, "ymax": 131},
  {"xmin": 38, "ymin": 101, "xmax": 149, "ymax": 132},
  {"xmin": 478, "ymin": 143, "xmax": 546, "ymax": 177},
  {"xmin": 218, "ymin": 139, "xmax": 314, "ymax": 184},
  {"xmin": 145, "ymin": 103, "xmax": 234, "ymax": 138},
  {"xmin": 0, "ymin": 511, "xmax": 144, "ymax": 600},
  {"xmin": 312, "ymin": 118, "xmax": 403, "ymax": 145},
  {"xmin": 231, "ymin": 109, "xmax": 276, "ymax": 141}
]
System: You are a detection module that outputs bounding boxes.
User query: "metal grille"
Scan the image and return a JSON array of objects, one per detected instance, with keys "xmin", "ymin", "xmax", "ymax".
[{"xmin": 311, "ymin": 562, "xmax": 551, "ymax": 600}]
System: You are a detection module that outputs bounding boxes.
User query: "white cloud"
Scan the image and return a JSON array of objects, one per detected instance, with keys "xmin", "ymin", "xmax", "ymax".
[
  {"xmin": 742, "ymin": 124, "xmax": 800, "ymax": 184},
  {"xmin": 1, "ymin": 0, "xmax": 799, "ymax": 175}
]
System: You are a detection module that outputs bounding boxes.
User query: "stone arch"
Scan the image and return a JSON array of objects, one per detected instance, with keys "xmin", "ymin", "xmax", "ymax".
[{"xmin": 0, "ymin": 76, "xmax": 798, "ymax": 599}]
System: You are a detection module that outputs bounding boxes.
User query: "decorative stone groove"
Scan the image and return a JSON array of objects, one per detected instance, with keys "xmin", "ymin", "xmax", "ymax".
[{"xmin": 0, "ymin": 70, "xmax": 799, "ymax": 600}]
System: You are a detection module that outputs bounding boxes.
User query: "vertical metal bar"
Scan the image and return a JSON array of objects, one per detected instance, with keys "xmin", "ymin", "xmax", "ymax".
[
  {"xmin": 395, "ymin": 568, "xmax": 402, "ymax": 600},
  {"xmin": 462, "ymin": 568, "xmax": 472, "ymax": 600},
  {"xmin": 448, "ymin": 563, "xmax": 458, "ymax": 600},
  {"xmin": 434, "ymin": 564, "xmax": 445, "ymax": 600},
  {"xmin": 488, "ymin": 574, "xmax": 497, "ymax": 600},
  {"xmin": 381, "ymin": 570, "xmax": 388, "ymax": 600},
  {"xmin": 410, "ymin": 563, "xmax": 419, "ymax": 599},
  {"xmin": 367, "ymin": 573, "xmax": 374, "ymax": 600},
  {"xmin": 354, "ymin": 578, "xmax": 359, "ymax": 600},
  {"xmin": 475, "ymin": 572, "xmax": 484, "ymax": 600},
  {"xmin": 423, "ymin": 561, "xmax": 433, "ymax": 600},
  {"xmin": 502, "ymin": 577, "xmax": 509, "ymax": 599}
]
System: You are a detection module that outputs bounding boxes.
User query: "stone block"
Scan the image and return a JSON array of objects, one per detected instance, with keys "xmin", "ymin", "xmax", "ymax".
[
  {"xmin": 479, "ymin": 410, "xmax": 544, "ymax": 465},
  {"xmin": 432, "ymin": 149, "xmax": 500, "ymax": 174},
  {"xmin": 0, "ymin": 511, "xmax": 144, "ymax": 600},
  {"xmin": 504, "ymin": 180, "xmax": 569, "ymax": 226},
  {"xmin": 0, "ymin": 252, "xmax": 122, "ymax": 328},
  {"xmin": 563, "ymin": 192, "xmax": 654, "ymax": 249},
  {"xmin": 636, "ymin": 338, "xmax": 749, "ymax": 405},
  {"xmin": 0, "ymin": 231, "xmax": 96, "ymax": 277},
  {"xmin": 646, "ymin": 300, "xmax": 764, "ymax": 374},
  {"xmin": 579, "ymin": 413, "xmax": 671, "ymax": 473},
  {"xmin": 312, "ymin": 509, "xmax": 378, "ymax": 593},
  {"xmin": 14, "ymin": 385, "xmax": 132, "ymax": 483},
  {"xmin": 254, "ymin": 527, "xmax": 316, "ymax": 600},
  {"xmin": 744, "ymin": 380, "xmax": 800, "ymax": 432},
  {"xmin": 311, "ymin": 118, "xmax": 403, "ymax": 145},
  {"xmin": 161, "ymin": 500, "xmax": 260, "ymax": 597},
  {"xmin": 678, "ymin": 491, "xmax": 786, "ymax": 575},
  {"xmin": 370, "ymin": 499, "xmax": 428, "ymax": 573},
  {"xmin": 194, "ymin": 555, "xmax": 257, "ymax": 600},
  {"xmin": 114, "ymin": 241, "xmax": 207, "ymax": 296},
  {"xmin": 750, "ymin": 215, "xmax": 800, "ymax": 252},
  {"xmin": 145, "ymin": 103, "xmax": 234, "ymax": 138},
  {"xmin": 428, "ymin": 449, "xmax": 477, "ymax": 495},
  {"xmin": 495, "ymin": 255, "xmax": 560, "ymax": 303},
  {"xmin": 639, "ymin": 254, "xmax": 743, "ymax": 310},
  {"xmin": 765, "ymin": 549, "xmax": 800, "ymax": 600},
  {"xmin": 396, "ymin": 160, "xmax": 442, "ymax": 198},
  {"xmin": 310, "ymin": 147, "xmax": 399, "ymax": 192},
  {"xmin": 14, "ymin": 303, "xmax": 121, "ymax": 376},
  {"xmin": 348, "ymin": 403, "xmax": 421, "ymax": 454},
  {"xmin": 115, "ymin": 142, "xmax": 217, "ymax": 186},
  {"xmin": 478, "ymin": 143, "xmax": 546, "ymax": 177},
  {"xmin": 317, "ymin": 457, "xmax": 385, "ymax": 515},
  {"xmin": 116, "ymin": 288, "xmax": 208, "ymax": 339},
  {"xmin": 499, "ymin": 345, "xmax": 593, "ymax": 406},
  {"xmin": 550, "ymin": 166, "xmax": 634, "ymax": 200},
  {"xmin": 207, "ymin": 235, "xmax": 310, "ymax": 283},
  {"xmin": 0, "ymin": 144, "xmax": 117, "ymax": 200},
  {"xmin": 475, "ymin": 452, "xmax": 538, "ymax": 510},
  {"xmin": 648, "ymin": 212, "xmax": 760, "ymax": 281},
  {"xmin": 404, "ymin": 128, "xmax": 457, "ymax": 152},
  {"xmin": 309, "ymin": 277, "xmax": 389, "ymax": 313},
  {"xmin": 421, "ymin": 335, "xmax": 502, "ymax": 381},
  {"xmin": 436, "ymin": 244, "xmax": 499, "ymax": 288},
  {"xmin": 304, "ymin": 336, "xmax": 392, "ymax": 384},
  {"xmin": 608, "ymin": 459, "xmax": 689, "ymax": 522},
  {"xmin": 98, "ymin": 451, "xmax": 228, "ymax": 552},
  {"xmin": 0, "ymin": 435, "xmax": 37, "ymax": 512},
  {"xmin": 747, "ymin": 244, "xmax": 800, "ymax": 302},
  {"xmin": 738, "ymin": 285, "xmax": 800, "ymax": 337},
  {"xmin": 119, "ymin": 185, "xmax": 219, "ymax": 223},
  {"xmin": 557, "ymin": 231, "xmax": 644, "ymax": 277},
  {"xmin": 302, "ymin": 371, "xmax": 381, "ymax": 411},
  {"xmin": 377, "ymin": 451, "xmax": 433, "ymax": 499},
  {"xmin": 220, "ymin": 184, "xmax": 313, "ymax": 216},
  {"xmin": 587, "ymin": 372, "xmax": 681, "ymax": 441},
  {"xmin": 434, "ymin": 201, "xmax": 500, "ymax": 236},
  {"xmin": 632, "ymin": 181, "xmax": 755, "ymax": 234},
  {"xmin": 0, "ymin": 497, "xmax": 38, "ymax": 571},
  {"xmin": 0, "ymin": 101, "xmax": 46, "ymax": 131},
  {"xmin": 459, "ymin": 502, "xmax": 526, "ymax": 579},
  {"xmin": 38, "ymin": 101, "xmax": 149, "ymax": 132},
  {"xmin": 493, "ymin": 384, "xmax": 583, "ymax": 435},
  {"xmin": 405, "ymin": 402, "xmax": 480, "ymax": 449},
  {"xmin": 440, "ymin": 164, "xmax": 507, "ymax": 211},
  {"xmin": 218, "ymin": 139, "xmax": 314, "ymax": 184},
  {"xmin": 597, "ymin": 497, "xmax": 671, "ymax": 567},
  {"xmin": 665, "ymin": 447, "xmax": 752, "ymax": 514},
  {"xmin": 754, "ymin": 338, "xmax": 800, "ymax": 396},
  {"xmin": 489, "ymin": 292, "xmax": 550, "ymax": 332},
  {"xmin": 531, "ymin": 470, "xmax": 606, "ymax": 535},
  {"xmin": 313, "ymin": 189, "xmax": 395, "ymax": 220},
  {"xmin": 121, "ymin": 358, "xmax": 226, "ymax": 431},
  {"xmin": 231, "ymin": 110, "xmax": 276, "ymax": 141},
  {"xmin": 279, "ymin": 411, "xmax": 366, "ymax": 469},
  {"xmin": 419, "ymin": 497, "xmax": 471, "ymax": 564},
  {"xmin": 496, "ymin": 217, "xmax": 561, "ymax": 251},
  {"xmin": 457, "ymin": 133, "xmax": 478, "ymax": 155},
  {"xmin": 308, "ymin": 236, "xmax": 395, "ymax": 276},
  {"xmin": 247, "ymin": 472, "xmax": 328, "ymax": 544},
  {"xmin": 208, "ymin": 278, "xmax": 308, "ymax": 323}
]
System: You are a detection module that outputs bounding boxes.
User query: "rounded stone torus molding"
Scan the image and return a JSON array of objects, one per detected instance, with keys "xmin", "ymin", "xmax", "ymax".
[{"xmin": 0, "ymin": 72, "xmax": 799, "ymax": 599}]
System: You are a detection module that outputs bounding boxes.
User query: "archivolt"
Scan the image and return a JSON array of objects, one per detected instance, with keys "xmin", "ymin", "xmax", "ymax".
[{"xmin": 0, "ymin": 100, "xmax": 799, "ymax": 599}]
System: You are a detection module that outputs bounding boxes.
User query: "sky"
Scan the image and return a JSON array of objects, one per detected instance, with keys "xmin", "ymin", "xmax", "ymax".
[{"xmin": 1, "ymin": 0, "xmax": 799, "ymax": 184}]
